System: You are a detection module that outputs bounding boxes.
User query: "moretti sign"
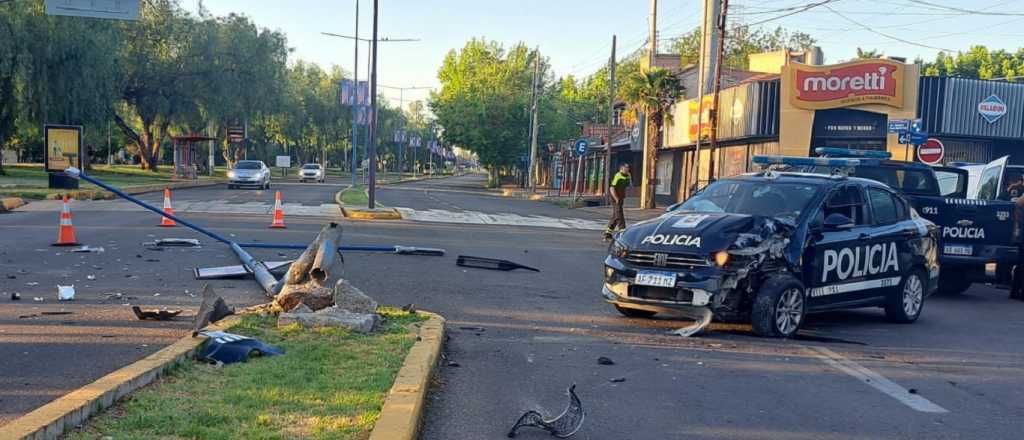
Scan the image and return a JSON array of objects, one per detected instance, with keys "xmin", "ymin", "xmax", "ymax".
[{"xmin": 790, "ymin": 59, "xmax": 904, "ymax": 110}]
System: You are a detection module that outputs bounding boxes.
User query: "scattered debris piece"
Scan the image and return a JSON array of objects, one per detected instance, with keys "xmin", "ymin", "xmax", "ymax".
[
  {"xmin": 144, "ymin": 259, "xmax": 160, "ymax": 263},
  {"xmin": 507, "ymin": 384, "xmax": 584, "ymax": 438},
  {"xmin": 597, "ymin": 356, "xmax": 615, "ymax": 366},
  {"xmin": 459, "ymin": 326, "xmax": 486, "ymax": 332},
  {"xmin": 198, "ymin": 330, "xmax": 284, "ymax": 365},
  {"xmin": 193, "ymin": 260, "xmax": 293, "ymax": 280},
  {"xmin": 908, "ymin": 388, "xmax": 918, "ymax": 394},
  {"xmin": 40, "ymin": 311, "xmax": 73, "ymax": 316},
  {"xmin": 132, "ymin": 306, "xmax": 183, "ymax": 321},
  {"xmin": 402, "ymin": 303, "xmax": 417, "ymax": 314},
  {"xmin": 669, "ymin": 308, "xmax": 714, "ymax": 337},
  {"xmin": 333, "ymin": 278, "xmax": 378, "ymax": 314},
  {"xmin": 103, "ymin": 292, "xmax": 124, "ymax": 300},
  {"xmin": 11, "ymin": 293, "xmax": 20, "ymax": 301},
  {"xmin": 6, "ymin": 275, "xmax": 16, "ymax": 279},
  {"xmin": 86, "ymin": 275, "xmax": 96, "ymax": 280},
  {"xmin": 447, "ymin": 360, "xmax": 461, "ymax": 367},
  {"xmin": 144, "ymin": 238, "xmax": 200, "ymax": 247},
  {"xmin": 26, "ymin": 282, "xmax": 39, "ymax": 286},
  {"xmin": 609, "ymin": 377, "xmax": 626, "ymax": 383},
  {"xmin": 57, "ymin": 285, "xmax": 75, "ymax": 301},
  {"xmin": 70, "ymin": 245, "xmax": 104, "ymax": 253},
  {"xmin": 18, "ymin": 314, "xmax": 37, "ymax": 319},
  {"xmin": 191, "ymin": 284, "xmax": 234, "ymax": 336},
  {"xmin": 33, "ymin": 297, "xmax": 44, "ymax": 302},
  {"xmin": 456, "ymin": 255, "xmax": 539, "ymax": 272}
]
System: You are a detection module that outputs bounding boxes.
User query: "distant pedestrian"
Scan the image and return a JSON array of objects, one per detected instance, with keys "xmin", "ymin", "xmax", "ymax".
[{"xmin": 605, "ymin": 163, "xmax": 631, "ymax": 241}]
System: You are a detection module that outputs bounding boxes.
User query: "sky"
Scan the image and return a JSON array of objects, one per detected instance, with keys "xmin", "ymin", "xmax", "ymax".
[{"xmin": 186, "ymin": 0, "xmax": 1024, "ymax": 109}]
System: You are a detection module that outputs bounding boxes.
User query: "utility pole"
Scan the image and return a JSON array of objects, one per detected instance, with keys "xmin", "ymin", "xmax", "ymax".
[
  {"xmin": 604, "ymin": 35, "xmax": 617, "ymax": 197},
  {"xmin": 707, "ymin": 0, "xmax": 729, "ymax": 183},
  {"xmin": 640, "ymin": 0, "xmax": 658, "ymax": 209},
  {"xmin": 351, "ymin": 0, "xmax": 359, "ymax": 186},
  {"xmin": 693, "ymin": 0, "xmax": 722, "ymax": 192},
  {"xmin": 528, "ymin": 47, "xmax": 541, "ymax": 191},
  {"xmin": 368, "ymin": 0, "xmax": 379, "ymax": 208}
]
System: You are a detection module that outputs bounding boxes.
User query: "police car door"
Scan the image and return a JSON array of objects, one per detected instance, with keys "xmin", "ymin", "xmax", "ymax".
[
  {"xmin": 807, "ymin": 184, "xmax": 878, "ymax": 309},
  {"xmin": 864, "ymin": 187, "xmax": 911, "ymax": 298}
]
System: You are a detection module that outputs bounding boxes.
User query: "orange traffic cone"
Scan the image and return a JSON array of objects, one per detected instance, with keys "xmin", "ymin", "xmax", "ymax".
[
  {"xmin": 53, "ymin": 195, "xmax": 79, "ymax": 246},
  {"xmin": 269, "ymin": 191, "xmax": 286, "ymax": 228},
  {"xmin": 159, "ymin": 188, "xmax": 176, "ymax": 227}
]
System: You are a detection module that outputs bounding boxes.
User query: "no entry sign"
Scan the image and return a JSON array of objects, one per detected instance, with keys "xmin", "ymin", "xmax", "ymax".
[{"xmin": 917, "ymin": 138, "xmax": 944, "ymax": 165}]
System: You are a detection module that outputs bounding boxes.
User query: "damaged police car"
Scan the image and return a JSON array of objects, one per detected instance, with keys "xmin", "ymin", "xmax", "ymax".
[{"xmin": 603, "ymin": 157, "xmax": 939, "ymax": 338}]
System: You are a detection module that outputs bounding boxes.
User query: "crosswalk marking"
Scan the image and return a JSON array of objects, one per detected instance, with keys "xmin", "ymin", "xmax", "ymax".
[
  {"xmin": 393, "ymin": 207, "xmax": 606, "ymax": 230},
  {"xmin": 17, "ymin": 199, "xmax": 341, "ymax": 218}
]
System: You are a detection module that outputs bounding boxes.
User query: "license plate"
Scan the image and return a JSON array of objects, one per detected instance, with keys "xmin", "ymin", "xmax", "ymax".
[
  {"xmin": 635, "ymin": 271, "xmax": 677, "ymax": 288},
  {"xmin": 944, "ymin": 244, "xmax": 973, "ymax": 256}
]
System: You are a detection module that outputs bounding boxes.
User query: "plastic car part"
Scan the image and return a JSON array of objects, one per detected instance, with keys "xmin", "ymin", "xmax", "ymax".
[
  {"xmin": 198, "ymin": 330, "xmax": 284, "ymax": 365},
  {"xmin": 191, "ymin": 285, "xmax": 234, "ymax": 335},
  {"xmin": 457, "ymin": 255, "xmax": 540, "ymax": 272},
  {"xmin": 507, "ymin": 384, "xmax": 584, "ymax": 438},
  {"xmin": 131, "ymin": 306, "xmax": 182, "ymax": 321},
  {"xmin": 669, "ymin": 307, "xmax": 713, "ymax": 337}
]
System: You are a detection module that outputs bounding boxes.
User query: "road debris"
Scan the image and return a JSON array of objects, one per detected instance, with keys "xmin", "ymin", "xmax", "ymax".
[
  {"xmin": 132, "ymin": 306, "xmax": 183, "ymax": 321},
  {"xmin": 456, "ymin": 255, "xmax": 540, "ymax": 272},
  {"xmin": 18, "ymin": 314, "xmax": 37, "ymax": 319},
  {"xmin": 11, "ymin": 293, "xmax": 20, "ymax": 301},
  {"xmin": 192, "ymin": 284, "xmax": 234, "ymax": 336},
  {"xmin": 609, "ymin": 377, "xmax": 626, "ymax": 383},
  {"xmin": 144, "ymin": 238, "xmax": 201, "ymax": 247},
  {"xmin": 193, "ymin": 260, "xmax": 293, "ymax": 280},
  {"xmin": 33, "ymin": 297, "xmax": 44, "ymax": 302},
  {"xmin": 86, "ymin": 275, "xmax": 96, "ymax": 280},
  {"xmin": 597, "ymin": 356, "xmax": 615, "ymax": 365},
  {"xmin": 26, "ymin": 282, "xmax": 38, "ymax": 286},
  {"xmin": 57, "ymin": 285, "xmax": 75, "ymax": 301},
  {"xmin": 40, "ymin": 311, "xmax": 73, "ymax": 316},
  {"xmin": 198, "ymin": 330, "xmax": 284, "ymax": 365},
  {"xmin": 507, "ymin": 384, "xmax": 584, "ymax": 438},
  {"xmin": 668, "ymin": 308, "xmax": 714, "ymax": 337},
  {"xmin": 70, "ymin": 245, "xmax": 104, "ymax": 253}
]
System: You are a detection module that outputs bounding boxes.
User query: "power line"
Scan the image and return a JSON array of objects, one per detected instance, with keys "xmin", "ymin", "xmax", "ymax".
[
  {"xmin": 742, "ymin": 0, "xmax": 843, "ymax": 26},
  {"xmin": 904, "ymin": 0, "xmax": 1024, "ymax": 16},
  {"xmin": 824, "ymin": 5, "xmax": 956, "ymax": 51}
]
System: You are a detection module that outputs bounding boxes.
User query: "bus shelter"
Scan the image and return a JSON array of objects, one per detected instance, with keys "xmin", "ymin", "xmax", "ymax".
[{"xmin": 171, "ymin": 134, "xmax": 215, "ymax": 180}]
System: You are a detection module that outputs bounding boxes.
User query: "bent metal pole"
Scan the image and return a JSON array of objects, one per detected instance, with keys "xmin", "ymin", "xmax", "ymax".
[{"xmin": 63, "ymin": 167, "xmax": 280, "ymax": 295}]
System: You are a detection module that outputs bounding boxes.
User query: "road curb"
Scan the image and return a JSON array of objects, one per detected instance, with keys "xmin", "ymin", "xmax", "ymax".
[
  {"xmin": 335, "ymin": 185, "xmax": 403, "ymax": 220},
  {"xmin": 42, "ymin": 180, "xmax": 224, "ymax": 201},
  {"xmin": 0, "ymin": 197, "xmax": 26, "ymax": 212},
  {"xmin": 0, "ymin": 316, "xmax": 240, "ymax": 440},
  {"xmin": 368, "ymin": 311, "xmax": 446, "ymax": 440}
]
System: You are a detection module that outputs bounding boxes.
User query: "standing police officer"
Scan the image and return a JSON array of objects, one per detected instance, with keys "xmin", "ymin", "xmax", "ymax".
[
  {"xmin": 1012, "ymin": 194, "xmax": 1024, "ymax": 300},
  {"xmin": 605, "ymin": 163, "xmax": 631, "ymax": 241}
]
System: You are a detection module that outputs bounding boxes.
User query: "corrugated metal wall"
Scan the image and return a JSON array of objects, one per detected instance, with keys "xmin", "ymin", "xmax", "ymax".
[{"xmin": 939, "ymin": 77, "xmax": 1024, "ymax": 138}]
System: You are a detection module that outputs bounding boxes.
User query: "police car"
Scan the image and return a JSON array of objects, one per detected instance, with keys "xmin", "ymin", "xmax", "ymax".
[{"xmin": 603, "ymin": 156, "xmax": 940, "ymax": 338}]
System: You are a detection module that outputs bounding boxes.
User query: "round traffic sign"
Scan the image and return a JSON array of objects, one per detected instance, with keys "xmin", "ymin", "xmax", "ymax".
[
  {"xmin": 575, "ymin": 138, "xmax": 589, "ymax": 154},
  {"xmin": 917, "ymin": 138, "xmax": 944, "ymax": 165}
]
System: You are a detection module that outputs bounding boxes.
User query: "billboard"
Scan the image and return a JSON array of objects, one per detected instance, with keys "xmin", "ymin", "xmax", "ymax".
[
  {"xmin": 44, "ymin": 125, "xmax": 83, "ymax": 173},
  {"xmin": 789, "ymin": 59, "xmax": 904, "ymax": 110}
]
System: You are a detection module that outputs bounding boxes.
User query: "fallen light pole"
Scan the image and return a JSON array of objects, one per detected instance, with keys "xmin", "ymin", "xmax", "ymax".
[{"xmin": 237, "ymin": 243, "xmax": 444, "ymax": 256}]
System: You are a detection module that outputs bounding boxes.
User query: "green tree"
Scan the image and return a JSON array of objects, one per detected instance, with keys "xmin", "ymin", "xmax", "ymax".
[
  {"xmin": 855, "ymin": 47, "xmax": 884, "ymax": 59},
  {"xmin": 430, "ymin": 39, "xmax": 534, "ymax": 186},
  {"xmin": 620, "ymin": 67, "xmax": 682, "ymax": 209}
]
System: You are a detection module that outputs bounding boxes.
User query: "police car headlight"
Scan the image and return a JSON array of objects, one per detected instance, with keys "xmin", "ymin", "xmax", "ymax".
[
  {"xmin": 714, "ymin": 251, "xmax": 730, "ymax": 267},
  {"xmin": 609, "ymin": 239, "xmax": 629, "ymax": 259}
]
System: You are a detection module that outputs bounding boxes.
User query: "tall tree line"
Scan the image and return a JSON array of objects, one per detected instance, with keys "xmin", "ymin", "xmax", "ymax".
[{"xmin": 0, "ymin": 0, "xmax": 411, "ymax": 173}]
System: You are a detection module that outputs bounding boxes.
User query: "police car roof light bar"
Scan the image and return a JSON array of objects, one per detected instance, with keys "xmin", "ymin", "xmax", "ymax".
[
  {"xmin": 814, "ymin": 147, "xmax": 892, "ymax": 159},
  {"xmin": 751, "ymin": 155, "xmax": 862, "ymax": 168}
]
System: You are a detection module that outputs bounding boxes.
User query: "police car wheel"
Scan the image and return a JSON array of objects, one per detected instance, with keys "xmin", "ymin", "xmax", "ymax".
[
  {"xmin": 614, "ymin": 305, "xmax": 657, "ymax": 319},
  {"xmin": 751, "ymin": 276, "xmax": 805, "ymax": 338},
  {"xmin": 886, "ymin": 269, "xmax": 925, "ymax": 323}
]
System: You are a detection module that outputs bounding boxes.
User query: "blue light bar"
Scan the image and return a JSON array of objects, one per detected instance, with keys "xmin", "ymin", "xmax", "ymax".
[
  {"xmin": 814, "ymin": 147, "xmax": 892, "ymax": 159},
  {"xmin": 752, "ymin": 155, "xmax": 862, "ymax": 167}
]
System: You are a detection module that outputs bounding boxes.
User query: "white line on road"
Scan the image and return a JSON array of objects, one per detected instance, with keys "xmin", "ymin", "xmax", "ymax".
[{"xmin": 808, "ymin": 346, "xmax": 949, "ymax": 413}]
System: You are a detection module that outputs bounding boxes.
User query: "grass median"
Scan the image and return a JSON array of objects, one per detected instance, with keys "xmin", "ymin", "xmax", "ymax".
[
  {"xmin": 338, "ymin": 185, "xmax": 369, "ymax": 207},
  {"xmin": 0, "ymin": 164, "xmax": 223, "ymax": 199},
  {"xmin": 67, "ymin": 309, "xmax": 424, "ymax": 440}
]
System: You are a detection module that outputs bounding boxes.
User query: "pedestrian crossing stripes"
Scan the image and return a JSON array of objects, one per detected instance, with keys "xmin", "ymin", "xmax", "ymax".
[
  {"xmin": 18, "ymin": 199, "xmax": 341, "ymax": 218},
  {"xmin": 393, "ymin": 207, "xmax": 606, "ymax": 230}
]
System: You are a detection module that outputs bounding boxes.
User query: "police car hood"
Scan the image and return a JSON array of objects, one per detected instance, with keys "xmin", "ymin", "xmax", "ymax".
[{"xmin": 621, "ymin": 211, "xmax": 796, "ymax": 255}]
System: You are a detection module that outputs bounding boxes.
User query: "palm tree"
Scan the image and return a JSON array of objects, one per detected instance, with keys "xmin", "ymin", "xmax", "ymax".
[{"xmin": 621, "ymin": 68, "xmax": 683, "ymax": 209}]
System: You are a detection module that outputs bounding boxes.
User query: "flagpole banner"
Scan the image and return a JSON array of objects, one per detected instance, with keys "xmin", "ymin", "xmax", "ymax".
[
  {"xmin": 340, "ymin": 79, "xmax": 354, "ymax": 106},
  {"xmin": 356, "ymin": 81, "xmax": 369, "ymax": 106}
]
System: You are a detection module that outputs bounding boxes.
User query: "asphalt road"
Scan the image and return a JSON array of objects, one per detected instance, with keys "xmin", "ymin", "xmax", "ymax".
[{"xmin": 2, "ymin": 173, "xmax": 1023, "ymax": 440}]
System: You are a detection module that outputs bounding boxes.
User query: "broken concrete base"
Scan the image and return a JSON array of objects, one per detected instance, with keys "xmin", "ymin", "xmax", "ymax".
[
  {"xmin": 275, "ymin": 282, "xmax": 334, "ymax": 311},
  {"xmin": 278, "ymin": 307, "xmax": 381, "ymax": 333},
  {"xmin": 333, "ymin": 278, "xmax": 378, "ymax": 314}
]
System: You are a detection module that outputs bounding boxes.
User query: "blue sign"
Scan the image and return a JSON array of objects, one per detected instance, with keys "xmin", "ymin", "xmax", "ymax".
[
  {"xmin": 910, "ymin": 131, "xmax": 928, "ymax": 146},
  {"xmin": 574, "ymin": 138, "xmax": 589, "ymax": 154},
  {"xmin": 910, "ymin": 118, "xmax": 923, "ymax": 133},
  {"xmin": 887, "ymin": 119, "xmax": 910, "ymax": 133}
]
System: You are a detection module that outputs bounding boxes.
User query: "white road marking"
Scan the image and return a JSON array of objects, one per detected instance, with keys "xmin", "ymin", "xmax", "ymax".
[
  {"xmin": 393, "ymin": 207, "xmax": 606, "ymax": 230},
  {"xmin": 808, "ymin": 346, "xmax": 949, "ymax": 413}
]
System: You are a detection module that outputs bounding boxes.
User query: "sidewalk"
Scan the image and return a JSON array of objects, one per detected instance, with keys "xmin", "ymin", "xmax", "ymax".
[{"xmin": 499, "ymin": 186, "xmax": 665, "ymax": 223}]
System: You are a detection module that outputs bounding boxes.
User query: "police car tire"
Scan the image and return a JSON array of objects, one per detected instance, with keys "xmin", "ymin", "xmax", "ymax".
[
  {"xmin": 614, "ymin": 305, "xmax": 657, "ymax": 319},
  {"xmin": 886, "ymin": 269, "xmax": 926, "ymax": 324},
  {"xmin": 751, "ymin": 275, "xmax": 806, "ymax": 338}
]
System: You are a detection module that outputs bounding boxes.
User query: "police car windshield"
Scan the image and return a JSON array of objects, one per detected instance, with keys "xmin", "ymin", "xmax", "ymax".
[{"xmin": 677, "ymin": 180, "xmax": 818, "ymax": 220}]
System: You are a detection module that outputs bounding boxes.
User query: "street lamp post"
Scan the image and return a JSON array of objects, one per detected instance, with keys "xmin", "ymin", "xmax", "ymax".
[{"xmin": 380, "ymin": 84, "xmax": 433, "ymax": 175}]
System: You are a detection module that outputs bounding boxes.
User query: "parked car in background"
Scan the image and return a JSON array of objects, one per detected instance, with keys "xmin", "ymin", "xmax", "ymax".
[
  {"xmin": 300, "ymin": 163, "xmax": 325, "ymax": 183},
  {"xmin": 227, "ymin": 160, "xmax": 271, "ymax": 189}
]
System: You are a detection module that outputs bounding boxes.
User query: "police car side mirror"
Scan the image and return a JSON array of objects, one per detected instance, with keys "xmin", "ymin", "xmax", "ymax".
[{"xmin": 823, "ymin": 213, "xmax": 855, "ymax": 231}]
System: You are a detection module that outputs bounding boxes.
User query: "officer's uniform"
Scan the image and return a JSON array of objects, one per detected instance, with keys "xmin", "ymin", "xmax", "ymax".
[
  {"xmin": 1011, "ymin": 195, "xmax": 1024, "ymax": 300},
  {"xmin": 605, "ymin": 170, "xmax": 631, "ymax": 238}
]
